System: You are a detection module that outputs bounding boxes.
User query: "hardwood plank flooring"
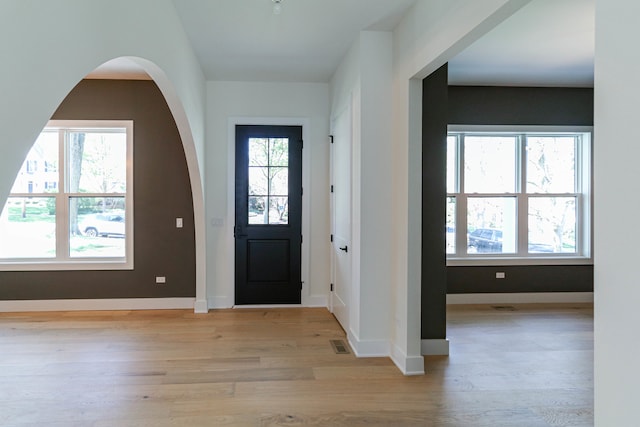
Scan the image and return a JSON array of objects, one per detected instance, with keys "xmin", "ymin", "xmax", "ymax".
[{"xmin": 0, "ymin": 304, "xmax": 593, "ymax": 426}]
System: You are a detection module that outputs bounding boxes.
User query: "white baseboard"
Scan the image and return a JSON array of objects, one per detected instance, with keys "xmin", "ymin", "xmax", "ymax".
[
  {"xmin": 303, "ymin": 294, "xmax": 329, "ymax": 307},
  {"xmin": 208, "ymin": 296, "xmax": 233, "ymax": 309},
  {"xmin": 194, "ymin": 298, "xmax": 209, "ymax": 313},
  {"xmin": 0, "ymin": 297, "xmax": 195, "ymax": 312},
  {"xmin": 390, "ymin": 343, "xmax": 425, "ymax": 376},
  {"xmin": 446, "ymin": 292, "xmax": 594, "ymax": 305},
  {"xmin": 421, "ymin": 339, "xmax": 450, "ymax": 356},
  {"xmin": 346, "ymin": 329, "xmax": 389, "ymax": 357}
]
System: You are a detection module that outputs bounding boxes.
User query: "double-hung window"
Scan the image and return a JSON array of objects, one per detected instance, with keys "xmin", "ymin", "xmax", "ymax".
[
  {"xmin": 446, "ymin": 126, "xmax": 592, "ymax": 264},
  {"xmin": 0, "ymin": 120, "xmax": 133, "ymax": 270}
]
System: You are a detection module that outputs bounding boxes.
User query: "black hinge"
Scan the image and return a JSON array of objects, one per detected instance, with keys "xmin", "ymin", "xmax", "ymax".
[
  {"xmin": 330, "ymin": 283, "xmax": 334, "ymax": 292},
  {"xmin": 330, "ymin": 185, "xmax": 334, "ymax": 193},
  {"xmin": 301, "ymin": 281, "xmax": 304, "ymax": 289},
  {"xmin": 329, "ymin": 135, "xmax": 334, "ymax": 144},
  {"xmin": 300, "ymin": 139, "xmax": 304, "ymax": 149},
  {"xmin": 330, "ymin": 234, "xmax": 333, "ymax": 242}
]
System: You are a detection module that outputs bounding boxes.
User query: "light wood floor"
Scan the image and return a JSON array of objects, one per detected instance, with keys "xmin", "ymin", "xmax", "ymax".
[{"xmin": 0, "ymin": 304, "xmax": 593, "ymax": 426}]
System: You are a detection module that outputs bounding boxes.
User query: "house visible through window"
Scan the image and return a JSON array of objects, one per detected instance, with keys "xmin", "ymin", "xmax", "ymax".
[
  {"xmin": 446, "ymin": 127, "xmax": 592, "ymax": 264},
  {"xmin": 0, "ymin": 120, "xmax": 133, "ymax": 270}
]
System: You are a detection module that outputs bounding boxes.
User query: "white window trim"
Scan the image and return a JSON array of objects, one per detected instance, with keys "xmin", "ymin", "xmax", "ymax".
[
  {"xmin": 0, "ymin": 120, "xmax": 134, "ymax": 271},
  {"xmin": 446, "ymin": 125, "xmax": 593, "ymax": 267}
]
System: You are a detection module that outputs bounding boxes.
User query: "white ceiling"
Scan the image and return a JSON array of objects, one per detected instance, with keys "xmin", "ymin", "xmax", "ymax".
[
  {"xmin": 448, "ymin": 0, "xmax": 595, "ymax": 87},
  {"xmin": 172, "ymin": 0, "xmax": 417, "ymax": 82},
  {"xmin": 92, "ymin": 0, "xmax": 595, "ymax": 87}
]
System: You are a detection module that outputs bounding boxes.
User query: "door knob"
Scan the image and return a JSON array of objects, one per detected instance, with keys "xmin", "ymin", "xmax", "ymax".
[{"xmin": 339, "ymin": 246, "xmax": 348, "ymax": 253}]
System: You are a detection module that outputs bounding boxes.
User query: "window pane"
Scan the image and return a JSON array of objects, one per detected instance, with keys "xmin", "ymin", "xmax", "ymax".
[
  {"xmin": 526, "ymin": 136, "xmax": 575, "ymax": 193},
  {"xmin": 447, "ymin": 136, "xmax": 456, "ymax": 193},
  {"xmin": 249, "ymin": 138, "xmax": 268, "ymax": 166},
  {"xmin": 248, "ymin": 138, "xmax": 289, "ymax": 225},
  {"xmin": 464, "ymin": 136, "xmax": 516, "ymax": 193},
  {"xmin": 0, "ymin": 197, "xmax": 56, "ymax": 258},
  {"xmin": 528, "ymin": 197, "xmax": 576, "ymax": 253},
  {"xmin": 70, "ymin": 130, "xmax": 127, "ymax": 193},
  {"xmin": 10, "ymin": 130, "xmax": 59, "ymax": 194},
  {"xmin": 467, "ymin": 197, "xmax": 516, "ymax": 254},
  {"xmin": 72, "ymin": 197, "xmax": 125, "ymax": 258},
  {"xmin": 249, "ymin": 196, "xmax": 267, "ymax": 224},
  {"xmin": 269, "ymin": 138, "xmax": 289, "ymax": 166},
  {"xmin": 268, "ymin": 197, "xmax": 288, "ymax": 224},
  {"xmin": 446, "ymin": 196, "xmax": 456, "ymax": 254},
  {"xmin": 270, "ymin": 167, "xmax": 288, "ymax": 196},
  {"xmin": 249, "ymin": 167, "xmax": 268, "ymax": 196}
]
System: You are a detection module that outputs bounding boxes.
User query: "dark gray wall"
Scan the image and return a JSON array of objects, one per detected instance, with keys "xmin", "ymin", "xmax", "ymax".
[
  {"xmin": 0, "ymin": 79, "xmax": 196, "ymax": 299},
  {"xmin": 448, "ymin": 86, "xmax": 594, "ymax": 126},
  {"xmin": 422, "ymin": 64, "xmax": 449, "ymax": 340},
  {"xmin": 446, "ymin": 85, "xmax": 594, "ymax": 294},
  {"xmin": 448, "ymin": 265, "xmax": 593, "ymax": 293}
]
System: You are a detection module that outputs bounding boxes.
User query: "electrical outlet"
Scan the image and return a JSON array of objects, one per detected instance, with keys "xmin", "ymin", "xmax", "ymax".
[
  {"xmin": 496, "ymin": 272, "xmax": 506, "ymax": 279},
  {"xmin": 210, "ymin": 218, "xmax": 224, "ymax": 227},
  {"xmin": 155, "ymin": 276, "xmax": 166, "ymax": 284}
]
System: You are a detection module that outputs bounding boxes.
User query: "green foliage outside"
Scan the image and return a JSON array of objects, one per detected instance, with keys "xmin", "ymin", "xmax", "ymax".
[{"xmin": 7, "ymin": 204, "xmax": 54, "ymax": 223}]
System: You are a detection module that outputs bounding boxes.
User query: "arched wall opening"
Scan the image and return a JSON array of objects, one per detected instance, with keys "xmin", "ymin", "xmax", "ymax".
[{"xmin": 0, "ymin": 57, "xmax": 207, "ymax": 312}]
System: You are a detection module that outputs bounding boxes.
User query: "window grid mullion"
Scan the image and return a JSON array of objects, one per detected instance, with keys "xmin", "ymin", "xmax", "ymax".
[
  {"xmin": 574, "ymin": 135, "xmax": 582, "ymax": 254},
  {"xmin": 457, "ymin": 134, "xmax": 467, "ymax": 255},
  {"xmin": 56, "ymin": 129, "xmax": 67, "ymax": 260},
  {"xmin": 518, "ymin": 134, "xmax": 527, "ymax": 256}
]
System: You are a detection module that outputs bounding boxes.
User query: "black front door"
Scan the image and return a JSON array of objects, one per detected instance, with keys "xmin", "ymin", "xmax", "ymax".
[{"xmin": 235, "ymin": 125, "xmax": 303, "ymax": 305}]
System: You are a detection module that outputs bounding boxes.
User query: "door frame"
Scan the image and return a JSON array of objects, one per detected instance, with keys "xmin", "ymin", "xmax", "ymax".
[
  {"xmin": 227, "ymin": 117, "xmax": 311, "ymax": 307},
  {"xmin": 329, "ymin": 97, "xmax": 354, "ymax": 332}
]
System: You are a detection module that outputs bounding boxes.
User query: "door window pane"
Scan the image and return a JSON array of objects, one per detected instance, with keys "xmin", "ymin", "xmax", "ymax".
[
  {"xmin": 249, "ymin": 138, "xmax": 269, "ymax": 166},
  {"xmin": 526, "ymin": 136, "xmax": 575, "ymax": 193},
  {"xmin": 528, "ymin": 197, "xmax": 576, "ymax": 253},
  {"xmin": 249, "ymin": 167, "xmax": 269, "ymax": 195},
  {"xmin": 464, "ymin": 136, "xmax": 516, "ymax": 193},
  {"xmin": 467, "ymin": 197, "xmax": 516, "ymax": 254},
  {"xmin": 0, "ymin": 197, "xmax": 56, "ymax": 258},
  {"xmin": 269, "ymin": 138, "xmax": 289, "ymax": 166},
  {"xmin": 269, "ymin": 168, "xmax": 288, "ymax": 195},
  {"xmin": 69, "ymin": 130, "xmax": 127, "ymax": 194},
  {"xmin": 269, "ymin": 197, "xmax": 288, "ymax": 225},
  {"xmin": 247, "ymin": 137, "xmax": 289, "ymax": 225},
  {"xmin": 249, "ymin": 196, "xmax": 267, "ymax": 224}
]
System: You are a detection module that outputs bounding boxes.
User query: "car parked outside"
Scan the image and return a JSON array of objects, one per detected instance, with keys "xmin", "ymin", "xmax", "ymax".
[
  {"xmin": 468, "ymin": 228, "xmax": 503, "ymax": 253},
  {"xmin": 79, "ymin": 212, "xmax": 125, "ymax": 237}
]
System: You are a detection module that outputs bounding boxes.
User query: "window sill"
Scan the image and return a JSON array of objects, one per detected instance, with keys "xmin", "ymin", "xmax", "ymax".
[
  {"xmin": 0, "ymin": 260, "xmax": 133, "ymax": 271},
  {"xmin": 446, "ymin": 256, "xmax": 593, "ymax": 267}
]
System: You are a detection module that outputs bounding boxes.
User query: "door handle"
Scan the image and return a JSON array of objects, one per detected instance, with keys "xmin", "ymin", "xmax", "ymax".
[{"xmin": 339, "ymin": 246, "xmax": 348, "ymax": 253}]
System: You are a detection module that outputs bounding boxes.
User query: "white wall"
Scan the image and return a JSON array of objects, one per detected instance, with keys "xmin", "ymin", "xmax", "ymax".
[
  {"xmin": 328, "ymin": 31, "xmax": 394, "ymax": 357},
  {"xmin": 594, "ymin": 0, "xmax": 640, "ymax": 424},
  {"xmin": 0, "ymin": 0, "xmax": 208, "ymax": 309},
  {"xmin": 327, "ymin": 0, "xmax": 532, "ymax": 374},
  {"xmin": 205, "ymin": 81, "xmax": 330, "ymax": 308}
]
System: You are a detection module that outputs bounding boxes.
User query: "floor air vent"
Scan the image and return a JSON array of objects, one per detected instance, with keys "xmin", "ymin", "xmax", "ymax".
[
  {"xmin": 330, "ymin": 339, "xmax": 350, "ymax": 354},
  {"xmin": 492, "ymin": 305, "xmax": 517, "ymax": 311}
]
